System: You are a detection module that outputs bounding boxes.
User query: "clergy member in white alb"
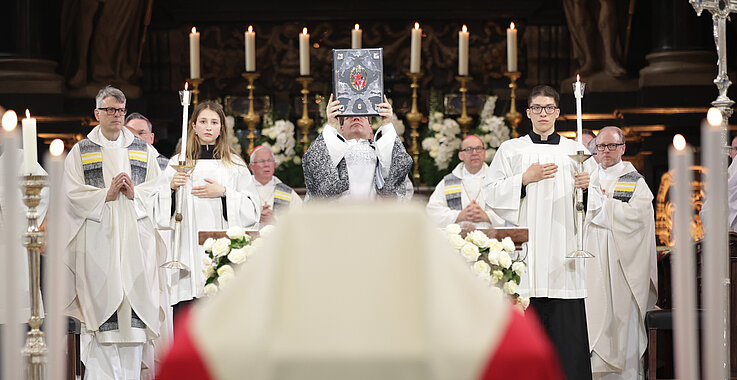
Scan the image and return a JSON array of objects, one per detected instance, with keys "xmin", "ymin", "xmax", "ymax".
[
  {"xmin": 62, "ymin": 86, "xmax": 169, "ymax": 380},
  {"xmin": 248, "ymin": 145, "xmax": 302, "ymax": 227},
  {"xmin": 585, "ymin": 127, "xmax": 657, "ymax": 380},
  {"xmin": 426, "ymin": 134, "xmax": 504, "ymax": 228},
  {"xmin": 483, "ymin": 85, "xmax": 604, "ymax": 380}
]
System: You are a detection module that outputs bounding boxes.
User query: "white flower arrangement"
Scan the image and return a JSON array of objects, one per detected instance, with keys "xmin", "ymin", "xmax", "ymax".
[
  {"xmin": 422, "ymin": 111, "xmax": 462, "ymax": 171},
  {"xmin": 471, "ymin": 96, "xmax": 510, "ymax": 163},
  {"xmin": 444, "ymin": 224, "xmax": 530, "ymax": 309},
  {"xmin": 202, "ymin": 228, "xmax": 259, "ymax": 296},
  {"xmin": 260, "ymin": 119, "xmax": 299, "ymax": 168}
]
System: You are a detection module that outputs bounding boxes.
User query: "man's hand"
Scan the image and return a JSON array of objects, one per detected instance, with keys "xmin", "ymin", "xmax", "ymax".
[
  {"xmin": 260, "ymin": 204, "xmax": 273, "ymax": 225},
  {"xmin": 119, "ymin": 173, "xmax": 134, "ymax": 200},
  {"xmin": 105, "ymin": 173, "xmax": 125, "ymax": 201},
  {"xmin": 456, "ymin": 201, "xmax": 491, "ymax": 223},
  {"xmin": 377, "ymin": 96, "xmax": 393, "ymax": 126},
  {"xmin": 170, "ymin": 171, "xmax": 189, "ymax": 190},
  {"xmin": 192, "ymin": 179, "xmax": 226, "ymax": 198},
  {"xmin": 522, "ymin": 162, "xmax": 557, "ymax": 186},
  {"xmin": 574, "ymin": 171, "xmax": 590, "ymax": 190},
  {"xmin": 326, "ymin": 94, "xmax": 342, "ymax": 129}
]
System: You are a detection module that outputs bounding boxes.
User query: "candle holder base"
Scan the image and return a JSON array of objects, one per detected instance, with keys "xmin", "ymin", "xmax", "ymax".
[{"xmin": 566, "ymin": 249, "xmax": 594, "ymax": 259}]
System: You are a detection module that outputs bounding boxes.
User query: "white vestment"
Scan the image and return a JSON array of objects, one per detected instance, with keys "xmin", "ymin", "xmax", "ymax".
[
  {"xmin": 254, "ymin": 176, "xmax": 303, "ymax": 222},
  {"xmin": 483, "ymin": 134, "xmax": 603, "ymax": 298},
  {"xmin": 426, "ymin": 162, "xmax": 505, "ymax": 228},
  {"xmin": 159, "ymin": 153, "xmax": 259, "ymax": 304},
  {"xmin": 585, "ymin": 161, "xmax": 658, "ymax": 379}
]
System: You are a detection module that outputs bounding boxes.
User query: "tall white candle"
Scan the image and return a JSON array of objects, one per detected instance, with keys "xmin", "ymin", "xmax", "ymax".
[
  {"xmin": 180, "ymin": 83, "xmax": 191, "ymax": 157},
  {"xmin": 669, "ymin": 134, "xmax": 699, "ymax": 380},
  {"xmin": 299, "ymin": 27, "xmax": 310, "ymax": 76},
  {"xmin": 1, "ymin": 110, "xmax": 22, "ymax": 380},
  {"xmin": 458, "ymin": 25, "xmax": 469, "ymax": 76},
  {"xmin": 507, "ymin": 22, "xmax": 518, "ymax": 72},
  {"xmin": 573, "ymin": 74, "xmax": 585, "ymax": 145},
  {"xmin": 245, "ymin": 25, "xmax": 256, "ymax": 72},
  {"xmin": 702, "ymin": 108, "xmax": 730, "ymax": 380},
  {"xmin": 351, "ymin": 24, "xmax": 362, "ymax": 49},
  {"xmin": 189, "ymin": 27, "xmax": 201, "ymax": 79},
  {"xmin": 410, "ymin": 22, "xmax": 422, "ymax": 74},
  {"xmin": 44, "ymin": 139, "xmax": 67, "ymax": 380},
  {"xmin": 22, "ymin": 109, "xmax": 38, "ymax": 174}
]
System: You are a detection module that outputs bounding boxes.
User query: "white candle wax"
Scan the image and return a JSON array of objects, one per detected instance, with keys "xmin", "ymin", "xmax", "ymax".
[
  {"xmin": 458, "ymin": 25, "xmax": 469, "ymax": 76},
  {"xmin": 189, "ymin": 27, "xmax": 201, "ymax": 79},
  {"xmin": 351, "ymin": 24, "xmax": 362, "ymax": 49},
  {"xmin": 702, "ymin": 108, "xmax": 730, "ymax": 380},
  {"xmin": 299, "ymin": 28, "xmax": 310, "ymax": 76},
  {"xmin": 669, "ymin": 135, "xmax": 699, "ymax": 380},
  {"xmin": 507, "ymin": 22, "xmax": 518, "ymax": 72},
  {"xmin": 410, "ymin": 23, "xmax": 422, "ymax": 74},
  {"xmin": 22, "ymin": 109, "xmax": 38, "ymax": 174},
  {"xmin": 573, "ymin": 76, "xmax": 584, "ymax": 145},
  {"xmin": 245, "ymin": 26, "xmax": 256, "ymax": 72},
  {"xmin": 181, "ymin": 86, "xmax": 191, "ymax": 157}
]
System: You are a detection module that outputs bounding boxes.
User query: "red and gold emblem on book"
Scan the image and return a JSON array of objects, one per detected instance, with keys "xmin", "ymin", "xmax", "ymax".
[{"xmin": 350, "ymin": 65, "xmax": 367, "ymax": 91}]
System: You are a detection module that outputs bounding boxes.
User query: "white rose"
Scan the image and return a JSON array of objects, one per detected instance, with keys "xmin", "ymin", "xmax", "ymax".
[
  {"xmin": 226, "ymin": 226, "xmax": 246, "ymax": 240},
  {"xmin": 270, "ymin": 145, "xmax": 280, "ymax": 154},
  {"xmin": 466, "ymin": 230, "xmax": 490, "ymax": 248},
  {"xmin": 218, "ymin": 271, "xmax": 235, "ymax": 287},
  {"xmin": 498, "ymin": 251, "xmax": 512, "ymax": 269},
  {"xmin": 202, "ymin": 257, "xmax": 212, "ymax": 267},
  {"xmin": 204, "ymin": 283, "xmax": 218, "ymax": 296},
  {"xmin": 491, "ymin": 270, "xmax": 504, "ymax": 284},
  {"xmin": 487, "ymin": 249, "xmax": 501, "ymax": 266},
  {"xmin": 473, "ymin": 261, "xmax": 491, "ymax": 276},
  {"xmin": 293, "ymin": 156, "xmax": 301, "ymax": 165},
  {"xmin": 202, "ymin": 238, "xmax": 215, "ymax": 252},
  {"xmin": 445, "ymin": 224, "xmax": 461, "ymax": 235},
  {"xmin": 212, "ymin": 238, "xmax": 231, "ymax": 257},
  {"xmin": 460, "ymin": 243, "xmax": 480, "ymax": 262},
  {"xmin": 503, "ymin": 280, "xmax": 518, "ymax": 295},
  {"xmin": 217, "ymin": 264, "xmax": 234, "ymax": 277},
  {"xmin": 202, "ymin": 265, "xmax": 215, "ymax": 278},
  {"xmin": 487, "ymin": 239, "xmax": 503, "ymax": 252},
  {"xmin": 448, "ymin": 234, "xmax": 467, "ymax": 250},
  {"xmin": 227, "ymin": 247, "xmax": 247, "ymax": 264},
  {"xmin": 512, "ymin": 262, "xmax": 526, "ymax": 276},
  {"xmin": 519, "ymin": 297, "xmax": 530, "ymax": 309},
  {"xmin": 501, "ymin": 236, "xmax": 516, "ymax": 252}
]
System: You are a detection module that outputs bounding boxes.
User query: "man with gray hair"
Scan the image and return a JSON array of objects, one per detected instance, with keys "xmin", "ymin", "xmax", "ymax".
[
  {"xmin": 62, "ymin": 85, "xmax": 170, "ymax": 380},
  {"xmin": 584, "ymin": 126, "xmax": 657, "ymax": 380},
  {"xmin": 248, "ymin": 145, "xmax": 302, "ymax": 227},
  {"xmin": 125, "ymin": 113, "xmax": 169, "ymax": 170}
]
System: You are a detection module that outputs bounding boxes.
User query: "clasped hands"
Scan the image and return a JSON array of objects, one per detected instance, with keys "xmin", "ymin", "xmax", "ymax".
[
  {"xmin": 105, "ymin": 172, "xmax": 135, "ymax": 201},
  {"xmin": 521, "ymin": 162, "xmax": 589, "ymax": 189},
  {"xmin": 170, "ymin": 172, "xmax": 226, "ymax": 198},
  {"xmin": 456, "ymin": 200, "xmax": 491, "ymax": 223}
]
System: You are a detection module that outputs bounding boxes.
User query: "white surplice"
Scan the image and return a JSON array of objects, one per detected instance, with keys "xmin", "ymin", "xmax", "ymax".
[
  {"xmin": 483, "ymin": 134, "xmax": 603, "ymax": 298},
  {"xmin": 426, "ymin": 162, "xmax": 505, "ymax": 228},
  {"xmin": 254, "ymin": 177, "xmax": 303, "ymax": 211},
  {"xmin": 585, "ymin": 161, "xmax": 658, "ymax": 379},
  {"xmin": 160, "ymin": 153, "xmax": 259, "ymax": 304}
]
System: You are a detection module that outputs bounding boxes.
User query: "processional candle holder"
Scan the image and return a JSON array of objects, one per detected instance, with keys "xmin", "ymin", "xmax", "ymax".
[
  {"xmin": 21, "ymin": 174, "xmax": 48, "ymax": 380},
  {"xmin": 503, "ymin": 71, "xmax": 522, "ymax": 138},
  {"xmin": 568, "ymin": 72, "xmax": 593, "ymax": 259},
  {"xmin": 406, "ymin": 72, "xmax": 424, "ymax": 185},
  {"xmin": 296, "ymin": 76, "xmax": 314, "ymax": 156},
  {"xmin": 241, "ymin": 72, "xmax": 262, "ymax": 155},
  {"xmin": 186, "ymin": 77, "xmax": 204, "ymax": 108},
  {"xmin": 455, "ymin": 75, "xmax": 473, "ymax": 137}
]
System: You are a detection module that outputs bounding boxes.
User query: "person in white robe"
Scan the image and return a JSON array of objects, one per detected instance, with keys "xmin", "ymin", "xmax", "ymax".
[
  {"xmin": 61, "ymin": 86, "xmax": 169, "ymax": 380},
  {"xmin": 160, "ymin": 100, "xmax": 259, "ymax": 310},
  {"xmin": 426, "ymin": 134, "xmax": 505, "ymax": 228},
  {"xmin": 248, "ymin": 145, "xmax": 302, "ymax": 227},
  {"xmin": 584, "ymin": 126, "xmax": 658, "ymax": 380},
  {"xmin": 302, "ymin": 94, "xmax": 413, "ymax": 201},
  {"xmin": 484, "ymin": 85, "xmax": 604, "ymax": 380}
]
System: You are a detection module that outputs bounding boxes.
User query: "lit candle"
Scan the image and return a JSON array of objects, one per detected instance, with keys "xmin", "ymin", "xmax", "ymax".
[
  {"xmin": 410, "ymin": 22, "xmax": 422, "ymax": 74},
  {"xmin": 572, "ymin": 74, "xmax": 585, "ymax": 145},
  {"xmin": 189, "ymin": 27, "xmax": 201, "ymax": 79},
  {"xmin": 245, "ymin": 25, "xmax": 256, "ymax": 72},
  {"xmin": 44, "ymin": 139, "xmax": 67, "ymax": 380},
  {"xmin": 1, "ymin": 110, "xmax": 22, "ymax": 380},
  {"xmin": 351, "ymin": 24, "xmax": 362, "ymax": 49},
  {"xmin": 669, "ymin": 134, "xmax": 699, "ymax": 380},
  {"xmin": 299, "ymin": 27, "xmax": 310, "ymax": 76},
  {"xmin": 701, "ymin": 108, "xmax": 730, "ymax": 380},
  {"xmin": 458, "ymin": 25, "xmax": 469, "ymax": 76},
  {"xmin": 507, "ymin": 22, "xmax": 518, "ymax": 72},
  {"xmin": 22, "ymin": 109, "xmax": 38, "ymax": 174},
  {"xmin": 180, "ymin": 83, "xmax": 191, "ymax": 158}
]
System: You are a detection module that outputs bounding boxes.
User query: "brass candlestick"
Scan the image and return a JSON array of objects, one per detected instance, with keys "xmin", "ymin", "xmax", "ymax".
[
  {"xmin": 406, "ymin": 72, "xmax": 424, "ymax": 185},
  {"xmin": 161, "ymin": 162, "xmax": 195, "ymax": 271},
  {"xmin": 504, "ymin": 72, "xmax": 522, "ymax": 138},
  {"xmin": 186, "ymin": 78, "xmax": 204, "ymax": 107},
  {"xmin": 455, "ymin": 75, "xmax": 473, "ymax": 137},
  {"xmin": 241, "ymin": 73, "xmax": 261, "ymax": 155},
  {"xmin": 296, "ymin": 76, "xmax": 315, "ymax": 156},
  {"xmin": 21, "ymin": 174, "xmax": 48, "ymax": 380}
]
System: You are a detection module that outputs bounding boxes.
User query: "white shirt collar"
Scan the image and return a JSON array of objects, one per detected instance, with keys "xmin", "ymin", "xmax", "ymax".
[
  {"xmin": 98, "ymin": 128, "xmax": 124, "ymax": 148},
  {"xmin": 462, "ymin": 165, "xmax": 484, "ymax": 179},
  {"xmin": 255, "ymin": 177, "xmax": 276, "ymax": 188}
]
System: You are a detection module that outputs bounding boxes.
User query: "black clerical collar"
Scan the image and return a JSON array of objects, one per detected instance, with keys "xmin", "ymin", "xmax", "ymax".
[
  {"xmin": 199, "ymin": 144, "xmax": 215, "ymax": 159},
  {"xmin": 528, "ymin": 130, "xmax": 560, "ymax": 144}
]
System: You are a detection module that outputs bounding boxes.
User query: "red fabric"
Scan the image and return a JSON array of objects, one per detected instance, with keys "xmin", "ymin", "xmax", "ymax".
[
  {"xmin": 156, "ymin": 311, "xmax": 214, "ymax": 380},
  {"xmin": 478, "ymin": 309, "xmax": 565, "ymax": 380}
]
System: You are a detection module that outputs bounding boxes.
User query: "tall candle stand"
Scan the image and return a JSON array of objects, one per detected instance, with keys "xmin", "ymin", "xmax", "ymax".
[
  {"xmin": 186, "ymin": 78, "xmax": 204, "ymax": 107},
  {"xmin": 241, "ymin": 72, "xmax": 261, "ymax": 155},
  {"xmin": 455, "ymin": 75, "xmax": 473, "ymax": 137},
  {"xmin": 161, "ymin": 162, "xmax": 194, "ymax": 271},
  {"xmin": 21, "ymin": 174, "xmax": 48, "ymax": 380},
  {"xmin": 406, "ymin": 72, "xmax": 424, "ymax": 184},
  {"xmin": 504, "ymin": 71, "xmax": 522, "ymax": 138},
  {"xmin": 296, "ymin": 76, "xmax": 315, "ymax": 156}
]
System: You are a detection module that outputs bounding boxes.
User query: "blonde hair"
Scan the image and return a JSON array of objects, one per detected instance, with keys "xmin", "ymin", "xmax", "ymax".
[{"xmin": 183, "ymin": 101, "xmax": 242, "ymax": 167}]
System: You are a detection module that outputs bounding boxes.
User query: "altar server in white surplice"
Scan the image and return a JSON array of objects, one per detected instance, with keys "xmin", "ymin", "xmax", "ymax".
[
  {"xmin": 248, "ymin": 145, "xmax": 302, "ymax": 227},
  {"xmin": 484, "ymin": 85, "xmax": 604, "ymax": 380},
  {"xmin": 62, "ymin": 86, "xmax": 169, "ymax": 380},
  {"xmin": 426, "ymin": 134, "xmax": 505, "ymax": 228},
  {"xmin": 585, "ymin": 127, "xmax": 657, "ymax": 380},
  {"xmin": 162, "ymin": 100, "xmax": 259, "ymax": 309}
]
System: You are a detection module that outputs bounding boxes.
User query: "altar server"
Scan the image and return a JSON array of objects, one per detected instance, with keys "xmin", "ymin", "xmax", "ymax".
[
  {"xmin": 248, "ymin": 145, "xmax": 302, "ymax": 227},
  {"xmin": 484, "ymin": 85, "xmax": 604, "ymax": 380},
  {"xmin": 584, "ymin": 126, "xmax": 658, "ymax": 380}
]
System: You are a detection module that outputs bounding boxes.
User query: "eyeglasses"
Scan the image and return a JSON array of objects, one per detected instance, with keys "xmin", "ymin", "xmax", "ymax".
[
  {"xmin": 596, "ymin": 143, "xmax": 624, "ymax": 151},
  {"xmin": 251, "ymin": 159, "xmax": 275, "ymax": 165},
  {"xmin": 460, "ymin": 146, "xmax": 485, "ymax": 153},
  {"xmin": 97, "ymin": 107, "xmax": 127, "ymax": 116},
  {"xmin": 528, "ymin": 105, "xmax": 558, "ymax": 114}
]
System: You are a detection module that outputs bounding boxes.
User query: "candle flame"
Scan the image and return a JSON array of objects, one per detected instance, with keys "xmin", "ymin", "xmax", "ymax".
[
  {"xmin": 191, "ymin": 27, "xmax": 197, "ymax": 34},
  {"xmin": 355, "ymin": 24, "xmax": 360, "ymax": 30},
  {"xmin": 248, "ymin": 25, "xmax": 253, "ymax": 33},
  {"xmin": 414, "ymin": 22, "xmax": 420, "ymax": 30},
  {"xmin": 462, "ymin": 24, "xmax": 467, "ymax": 33},
  {"xmin": 50, "ymin": 139, "xmax": 65, "ymax": 156},
  {"xmin": 2, "ymin": 110, "xmax": 18, "ymax": 131},
  {"xmin": 510, "ymin": 22, "xmax": 515, "ymax": 29},
  {"xmin": 576, "ymin": 74, "xmax": 580, "ymax": 81},
  {"xmin": 302, "ymin": 27, "xmax": 308, "ymax": 35},
  {"xmin": 185, "ymin": 82, "xmax": 189, "ymax": 90},
  {"xmin": 25, "ymin": 109, "xmax": 30, "ymax": 118},
  {"xmin": 707, "ymin": 107, "xmax": 723, "ymax": 126},
  {"xmin": 673, "ymin": 134, "xmax": 687, "ymax": 151}
]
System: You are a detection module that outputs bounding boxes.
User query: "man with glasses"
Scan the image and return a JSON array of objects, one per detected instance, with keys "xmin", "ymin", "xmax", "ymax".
[
  {"xmin": 584, "ymin": 126, "xmax": 657, "ymax": 380},
  {"xmin": 125, "ymin": 113, "xmax": 169, "ymax": 170},
  {"xmin": 248, "ymin": 145, "xmax": 302, "ymax": 227},
  {"xmin": 426, "ymin": 135, "xmax": 504, "ymax": 228},
  {"xmin": 484, "ymin": 85, "xmax": 604, "ymax": 380}
]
